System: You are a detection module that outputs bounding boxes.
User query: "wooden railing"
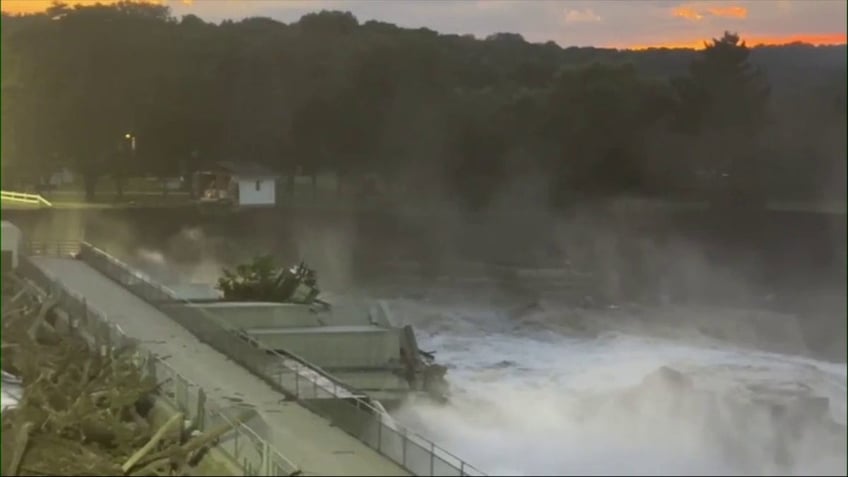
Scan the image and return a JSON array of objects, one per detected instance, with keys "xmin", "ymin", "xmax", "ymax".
[{"xmin": 0, "ymin": 190, "xmax": 53, "ymax": 207}]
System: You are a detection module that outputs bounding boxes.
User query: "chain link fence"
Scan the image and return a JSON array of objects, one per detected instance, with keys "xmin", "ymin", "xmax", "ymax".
[
  {"xmin": 17, "ymin": 253, "xmax": 300, "ymax": 476},
  {"xmin": 26, "ymin": 241, "xmax": 485, "ymax": 476}
]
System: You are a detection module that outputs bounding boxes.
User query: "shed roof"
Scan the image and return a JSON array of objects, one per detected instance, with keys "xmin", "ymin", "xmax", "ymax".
[
  {"xmin": 1, "ymin": 221, "xmax": 21, "ymax": 235},
  {"xmin": 209, "ymin": 161, "xmax": 278, "ymax": 177}
]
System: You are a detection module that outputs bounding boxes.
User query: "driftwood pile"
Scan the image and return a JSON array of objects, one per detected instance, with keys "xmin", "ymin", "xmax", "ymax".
[{"xmin": 1, "ymin": 274, "xmax": 247, "ymax": 476}]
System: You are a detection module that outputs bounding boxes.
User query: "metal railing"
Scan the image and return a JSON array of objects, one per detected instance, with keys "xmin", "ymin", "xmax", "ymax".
[
  {"xmin": 59, "ymin": 241, "xmax": 485, "ymax": 476},
  {"xmin": 1, "ymin": 190, "xmax": 53, "ymax": 207},
  {"xmin": 24, "ymin": 241, "xmax": 82, "ymax": 257},
  {"xmin": 17, "ymin": 254, "xmax": 300, "ymax": 476}
]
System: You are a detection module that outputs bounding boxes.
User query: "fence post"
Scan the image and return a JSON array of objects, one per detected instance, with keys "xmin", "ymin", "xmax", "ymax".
[
  {"xmin": 176, "ymin": 376, "xmax": 184, "ymax": 411},
  {"xmin": 100, "ymin": 322, "xmax": 109, "ymax": 357},
  {"xmin": 171, "ymin": 368, "xmax": 178, "ymax": 405},
  {"xmin": 196, "ymin": 388, "xmax": 206, "ymax": 432},
  {"xmin": 93, "ymin": 318, "xmax": 103, "ymax": 355},
  {"xmin": 430, "ymin": 441, "xmax": 435, "ymax": 476},
  {"xmin": 294, "ymin": 369, "xmax": 299, "ymax": 397},
  {"xmin": 377, "ymin": 412, "xmax": 383, "ymax": 453},
  {"xmin": 233, "ymin": 426, "xmax": 240, "ymax": 462},
  {"xmin": 261, "ymin": 440, "xmax": 271, "ymax": 476},
  {"xmin": 146, "ymin": 352, "xmax": 156, "ymax": 380},
  {"xmin": 402, "ymin": 427, "xmax": 408, "ymax": 467}
]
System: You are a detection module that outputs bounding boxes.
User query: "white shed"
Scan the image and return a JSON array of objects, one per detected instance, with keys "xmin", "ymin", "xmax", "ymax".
[
  {"xmin": 1, "ymin": 221, "xmax": 22, "ymax": 271},
  {"xmin": 195, "ymin": 161, "xmax": 278, "ymax": 208}
]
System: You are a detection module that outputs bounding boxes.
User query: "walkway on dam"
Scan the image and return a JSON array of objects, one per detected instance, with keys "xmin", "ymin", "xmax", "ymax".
[{"xmin": 31, "ymin": 256, "xmax": 409, "ymax": 477}]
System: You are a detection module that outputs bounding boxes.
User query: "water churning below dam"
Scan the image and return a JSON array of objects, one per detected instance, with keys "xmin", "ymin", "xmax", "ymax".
[{"xmin": 383, "ymin": 293, "xmax": 847, "ymax": 476}]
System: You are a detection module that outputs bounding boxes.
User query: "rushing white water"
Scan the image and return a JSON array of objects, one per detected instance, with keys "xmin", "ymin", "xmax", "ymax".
[
  {"xmin": 385, "ymin": 298, "xmax": 847, "ymax": 476},
  {"xmin": 1, "ymin": 371, "xmax": 22, "ymax": 413},
  {"xmin": 125, "ymin": 245, "xmax": 846, "ymax": 475}
]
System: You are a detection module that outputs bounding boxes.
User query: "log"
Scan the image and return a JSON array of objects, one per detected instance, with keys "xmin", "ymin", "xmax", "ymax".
[
  {"xmin": 121, "ymin": 412, "xmax": 184, "ymax": 473},
  {"xmin": 1, "ymin": 288, "xmax": 28, "ymax": 315},
  {"xmin": 26, "ymin": 293, "xmax": 59, "ymax": 342},
  {"xmin": 132, "ymin": 410, "xmax": 254, "ymax": 474},
  {"xmin": 128, "ymin": 406, "xmax": 151, "ymax": 434},
  {"xmin": 6, "ymin": 421, "xmax": 34, "ymax": 476},
  {"xmin": 176, "ymin": 410, "xmax": 254, "ymax": 455},
  {"xmin": 2, "ymin": 273, "xmax": 247, "ymax": 476}
]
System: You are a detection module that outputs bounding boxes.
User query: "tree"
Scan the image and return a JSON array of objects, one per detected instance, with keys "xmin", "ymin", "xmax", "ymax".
[
  {"xmin": 544, "ymin": 62, "xmax": 673, "ymax": 203},
  {"xmin": 442, "ymin": 90, "xmax": 510, "ymax": 211},
  {"xmin": 290, "ymin": 96, "xmax": 335, "ymax": 197},
  {"xmin": 217, "ymin": 256, "xmax": 321, "ymax": 304},
  {"xmin": 2, "ymin": 4, "xmax": 843, "ymax": 209},
  {"xmin": 3, "ymin": 2, "xmax": 175, "ymax": 200},
  {"xmin": 672, "ymin": 32, "xmax": 771, "ymax": 202}
]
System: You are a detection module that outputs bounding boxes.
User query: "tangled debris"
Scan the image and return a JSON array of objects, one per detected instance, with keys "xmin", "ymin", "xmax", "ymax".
[
  {"xmin": 217, "ymin": 256, "xmax": 323, "ymax": 305},
  {"xmin": 1, "ymin": 273, "xmax": 246, "ymax": 476}
]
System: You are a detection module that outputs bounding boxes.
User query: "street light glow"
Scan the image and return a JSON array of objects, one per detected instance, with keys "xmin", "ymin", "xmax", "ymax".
[{"xmin": 124, "ymin": 133, "xmax": 132, "ymax": 139}]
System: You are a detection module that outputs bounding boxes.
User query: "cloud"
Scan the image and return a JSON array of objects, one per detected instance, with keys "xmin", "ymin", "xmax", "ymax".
[
  {"xmin": 708, "ymin": 6, "xmax": 748, "ymax": 19},
  {"xmin": 672, "ymin": 3, "xmax": 748, "ymax": 22},
  {"xmin": 672, "ymin": 6, "xmax": 704, "ymax": 21},
  {"xmin": 625, "ymin": 32, "xmax": 847, "ymax": 50},
  {"xmin": 1, "ymin": 0, "xmax": 165, "ymax": 14},
  {"xmin": 564, "ymin": 8, "xmax": 601, "ymax": 24},
  {"xmin": 2, "ymin": 0, "xmax": 843, "ymax": 50},
  {"xmin": 474, "ymin": 0, "xmax": 514, "ymax": 11}
]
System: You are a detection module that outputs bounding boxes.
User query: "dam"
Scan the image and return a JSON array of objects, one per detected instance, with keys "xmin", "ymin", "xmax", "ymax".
[{"xmin": 3, "ymin": 224, "xmax": 484, "ymax": 476}]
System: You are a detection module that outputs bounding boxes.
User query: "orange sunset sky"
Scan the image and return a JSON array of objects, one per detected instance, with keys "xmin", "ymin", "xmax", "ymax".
[{"xmin": 1, "ymin": 0, "xmax": 846, "ymax": 50}]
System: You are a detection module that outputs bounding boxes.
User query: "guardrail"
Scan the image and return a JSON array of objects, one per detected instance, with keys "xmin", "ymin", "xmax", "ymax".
[
  {"xmin": 62, "ymin": 241, "xmax": 485, "ymax": 476},
  {"xmin": 24, "ymin": 241, "xmax": 82, "ymax": 257},
  {"xmin": 17, "ymin": 254, "xmax": 300, "ymax": 476},
  {"xmin": 1, "ymin": 190, "xmax": 52, "ymax": 207}
]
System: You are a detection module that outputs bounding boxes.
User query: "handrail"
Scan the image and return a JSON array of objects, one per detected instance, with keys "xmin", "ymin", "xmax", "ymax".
[
  {"xmin": 43, "ymin": 240, "xmax": 486, "ymax": 476},
  {"xmin": 1, "ymin": 190, "xmax": 53, "ymax": 207},
  {"xmin": 18, "ymin": 251, "xmax": 299, "ymax": 476},
  {"xmin": 24, "ymin": 241, "xmax": 82, "ymax": 257},
  {"xmin": 79, "ymin": 244, "xmax": 378, "ymax": 398}
]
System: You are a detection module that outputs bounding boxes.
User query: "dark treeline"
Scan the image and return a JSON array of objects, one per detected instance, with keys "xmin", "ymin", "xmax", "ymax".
[{"xmin": 1, "ymin": 2, "xmax": 845, "ymax": 209}]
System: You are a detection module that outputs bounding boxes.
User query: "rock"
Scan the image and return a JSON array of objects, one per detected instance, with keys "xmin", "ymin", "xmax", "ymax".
[
  {"xmin": 641, "ymin": 366, "xmax": 694, "ymax": 391},
  {"xmin": 767, "ymin": 396, "xmax": 831, "ymax": 424}
]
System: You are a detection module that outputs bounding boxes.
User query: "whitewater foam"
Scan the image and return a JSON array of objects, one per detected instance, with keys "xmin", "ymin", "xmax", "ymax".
[{"xmin": 387, "ymin": 299, "xmax": 847, "ymax": 476}]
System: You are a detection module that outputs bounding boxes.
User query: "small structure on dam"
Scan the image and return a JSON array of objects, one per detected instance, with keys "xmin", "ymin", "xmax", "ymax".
[
  {"xmin": 163, "ymin": 258, "xmax": 449, "ymax": 409},
  {"xmin": 1, "ymin": 220, "xmax": 22, "ymax": 272}
]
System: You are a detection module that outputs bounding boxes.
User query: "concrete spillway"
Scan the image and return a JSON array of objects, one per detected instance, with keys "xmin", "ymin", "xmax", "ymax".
[{"xmin": 29, "ymin": 256, "xmax": 410, "ymax": 476}]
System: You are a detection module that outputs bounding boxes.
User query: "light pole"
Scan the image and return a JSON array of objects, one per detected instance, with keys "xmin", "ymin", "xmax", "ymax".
[
  {"xmin": 124, "ymin": 133, "xmax": 136, "ymax": 153},
  {"xmin": 114, "ymin": 132, "xmax": 136, "ymax": 200}
]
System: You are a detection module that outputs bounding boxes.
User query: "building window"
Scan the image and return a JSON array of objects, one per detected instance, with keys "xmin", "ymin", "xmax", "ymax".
[{"xmin": 255, "ymin": 180, "xmax": 261, "ymax": 191}]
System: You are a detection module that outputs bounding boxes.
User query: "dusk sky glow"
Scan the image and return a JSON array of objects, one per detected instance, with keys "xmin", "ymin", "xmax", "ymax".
[{"xmin": 2, "ymin": 0, "xmax": 846, "ymax": 49}]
